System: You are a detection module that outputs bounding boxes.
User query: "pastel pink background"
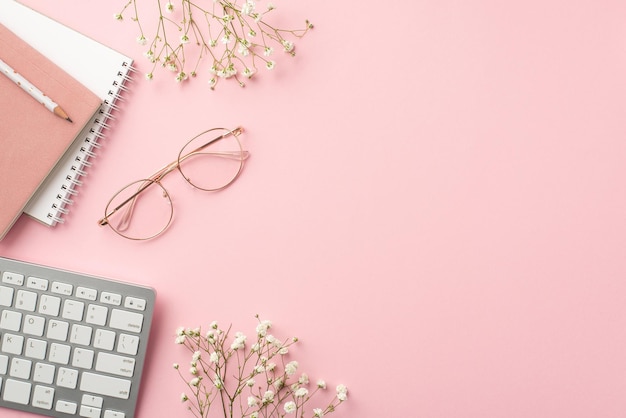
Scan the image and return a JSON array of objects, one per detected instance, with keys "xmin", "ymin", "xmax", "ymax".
[{"xmin": 2, "ymin": 0, "xmax": 626, "ymax": 416}]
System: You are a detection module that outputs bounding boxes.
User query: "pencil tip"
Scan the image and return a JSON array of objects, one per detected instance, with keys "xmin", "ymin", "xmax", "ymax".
[{"xmin": 67, "ymin": 117, "xmax": 73, "ymax": 123}]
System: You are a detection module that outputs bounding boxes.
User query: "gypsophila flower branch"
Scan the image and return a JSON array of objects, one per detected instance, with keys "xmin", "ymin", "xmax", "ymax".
[
  {"xmin": 115, "ymin": 0, "xmax": 313, "ymax": 89},
  {"xmin": 173, "ymin": 316, "xmax": 348, "ymax": 418}
]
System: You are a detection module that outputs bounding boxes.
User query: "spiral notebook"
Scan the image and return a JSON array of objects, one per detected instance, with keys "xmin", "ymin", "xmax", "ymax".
[{"xmin": 0, "ymin": 0, "xmax": 133, "ymax": 226}]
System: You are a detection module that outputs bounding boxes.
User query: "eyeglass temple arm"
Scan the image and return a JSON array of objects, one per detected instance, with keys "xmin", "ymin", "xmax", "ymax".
[{"xmin": 98, "ymin": 127, "xmax": 246, "ymax": 228}]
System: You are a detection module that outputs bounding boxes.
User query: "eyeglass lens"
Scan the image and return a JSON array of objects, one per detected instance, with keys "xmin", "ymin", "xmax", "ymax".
[
  {"xmin": 104, "ymin": 179, "xmax": 173, "ymax": 240},
  {"xmin": 177, "ymin": 128, "xmax": 245, "ymax": 191}
]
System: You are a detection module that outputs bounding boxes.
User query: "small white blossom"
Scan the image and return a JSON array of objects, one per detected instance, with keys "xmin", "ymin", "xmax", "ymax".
[
  {"xmin": 230, "ymin": 332, "xmax": 246, "ymax": 350},
  {"xmin": 298, "ymin": 373, "xmax": 309, "ymax": 385},
  {"xmin": 165, "ymin": 1, "xmax": 174, "ymax": 12},
  {"xmin": 284, "ymin": 401, "xmax": 296, "ymax": 414},
  {"xmin": 295, "ymin": 387, "xmax": 308, "ymax": 398},
  {"xmin": 136, "ymin": 35, "xmax": 147, "ymax": 45},
  {"xmin": 114, "ymin": 13, "xmax": 123, "ymax": 21},
  {"xmin": 192, "ymin": 351, "xmax": 201, "ymax": 361},
  {"xmin": 241, "ymin": 0, "xmax": 255, "ymax": 15},
  {"xmin": 313, "ymin": 408, "xmax": 324, "ymax": 417},
  {"xmin": 285, "ymin": 361, "xmax": 298, "ymax": 376},
  {"xmin": 336, "ymin": 384, "xmax": 348, "ymax": 401},
  {"xmin": 246, "ymin": 378, "xmax": 255, "ymax": 387},
  {"xmin": 262, "ymin": 390, "xmax": 275, "ymax": 404},
  {"xmin": 248, "ymin": 396, "xmax": 258, "ymax": 407},
  {"xmin": 209, "ymin": 352, "xmax": 219, "ymax": 363},
  {"xmin": 282, "ymin": 40, "xmax": 294, "ymax": 53},
  {"xmin": 264, "ymin": 47, "xmax": 273, "ymax": 57},
  {"xmin": 266, "ymin": 60, "xmax": 275, "ymax": 70},
  {"xmin": 180, "ymin": 34, "xmax": 190, "ymax": 44},
  {"xmin": 181, "ymin": 393, "xmax": 188, "ymax": 402},
  {"xmin": 317, "ymin": 379, "xmax": 326, "ymax": 389},
  {"xmin": 190, "ymin": 377, "xmax": 200, "ymax": 387},
  {"xmin": 243, "ymin": 68, "xmax": 255, "ymax": 78},
  {"xmin": 175, "ymin": 335, "xmax": 185, "ymax": 344},
  {"xmin": 145, "ymin": 72, "xmax": 153, "ymax": 81},
  {"xmin": 189, "ymin": 367, "xmax": 197, "ymax": 375}
]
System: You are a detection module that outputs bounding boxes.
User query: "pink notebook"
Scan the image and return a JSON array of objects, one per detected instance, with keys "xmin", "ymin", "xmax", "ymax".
[{"xmin": 0, "ymin": 23, "xmax": 101, "ymax": 240}]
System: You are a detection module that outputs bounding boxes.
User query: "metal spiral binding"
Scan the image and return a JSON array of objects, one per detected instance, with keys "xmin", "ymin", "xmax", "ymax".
[{"xmin": 47, "ymin": 62, "xmax": 135, "ymax": 224}]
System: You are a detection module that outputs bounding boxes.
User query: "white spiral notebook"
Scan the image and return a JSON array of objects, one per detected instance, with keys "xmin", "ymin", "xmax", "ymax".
[{"xmin": 0, "ymin": 0, "xmax": 133, "ymax": 226}]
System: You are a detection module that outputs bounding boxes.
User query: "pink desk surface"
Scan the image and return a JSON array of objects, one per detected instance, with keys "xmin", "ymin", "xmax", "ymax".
[{"xmin": 2, "ymin": 1, "xmax": 626, "ymax": 417}]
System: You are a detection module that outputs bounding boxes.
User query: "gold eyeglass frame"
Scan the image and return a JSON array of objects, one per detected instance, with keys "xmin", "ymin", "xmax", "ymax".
[{"xmin": 98, "ymin": 127, "xmax": 249, "ymax": 240}]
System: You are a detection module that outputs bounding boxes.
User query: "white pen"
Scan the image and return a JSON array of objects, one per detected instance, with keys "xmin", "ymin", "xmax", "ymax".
[{"xmin": 0, "ymin": 57, "xmax": 72, "ymax": 122}]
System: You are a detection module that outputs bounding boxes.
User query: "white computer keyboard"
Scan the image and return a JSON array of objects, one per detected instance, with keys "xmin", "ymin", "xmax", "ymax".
[{"xmin": 0, "ymin": 256, "xmax": 155, "ymax": 418}]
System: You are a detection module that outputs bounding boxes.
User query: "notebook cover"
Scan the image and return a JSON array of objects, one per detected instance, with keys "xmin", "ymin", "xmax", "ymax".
[{"xmin": 0, "ymin": 23, "xmax": 102, "ymax": 240}]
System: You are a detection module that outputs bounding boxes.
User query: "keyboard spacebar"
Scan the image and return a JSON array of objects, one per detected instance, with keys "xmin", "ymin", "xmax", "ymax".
[{"xmin": 79, "ymin": 372, "xmax": 131, "ymax": 399}]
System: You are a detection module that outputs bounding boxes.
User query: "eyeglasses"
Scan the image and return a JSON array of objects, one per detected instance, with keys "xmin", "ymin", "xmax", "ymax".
[{"xmin": 98, "ymin": 127, "xmax": 248, "ymax": 240}]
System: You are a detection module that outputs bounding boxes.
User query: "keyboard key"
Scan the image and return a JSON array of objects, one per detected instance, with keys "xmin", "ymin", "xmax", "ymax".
[
  {"xmin": 96, "ymin": 352, "xmax": 136, "ymax": 378},
  {"xmin": 1, "ymin": 333, "xmax": 24, "ymax": 355},
  {"xmin": 80, "ymin": 372, "xmax": 131, "ymax": 399},
  {"xmin": 32, "ymin": 385, "xmax": 54, "ymax": 410},
  {"xmin": 62, "ymin": 299, "xmax": 85, "ymax": 321},
  {"xmin": 23, "ymin": 314, "xmax": 45, "ymax": 336},
  {"xmin": 47, "ymin": 319, "xmax": 69, "ymax": 341},
  {"xmin": 49, "ymin": 343, "xmax": 71, "ymax": 365},
  {"xmin": 51, "ymin": 281, "xmax": 73, "ymax": 296},
  {"xmin": 76, "ymin": 286, "xmax": 98, "ymax": 301},
  {"xmin": 0, "ymin": 310, "xmax": 22, "ymax": 331},
  {"xmin": 70, "ymin": 324, "xmax": 93, "ymax": 346},
  {"xmin": 56, "ymin": 367, "xmax": 78, "ymax": 389},
  {"xmin": 9, "ymin": 358, "xmax": 31, "ymax": 379},
  {"xmin": 0, "ymin": 355, "xmax": 8, "ymax": 374},
  {"xmin": 93, "ymin": 329, "xmax": 116, "ymax": 351},
  {"xmin": 33, "ymin": 362, "xmax": 55, "ymax": 384},
  {"xmin": 80, "ymin": 405, "xmax": 102, "ymax": 418},
  {"xmin": 26, "ymin": 276, "xmax": 48, "ymax": 291},
  {"xmin": 117, "ymin": 333, "xmax": 140, "ymax": 356},
  {"xmin": 72, "ymin": 347, "xmax": 95, "ymax": 369},
  {"xmin": 86, "ymin": 304, "xmax": 108, "ymax": 326},
  {"xmin": 100, "ymin": 292, "xmax": 122, "ymax": 306},
  {"xmin": 109, "ymin": 309, "xmax": 143, "ymax": 333},
  {"xmin": 25, "ymin": 338, "xmax": 47, "ymax": 360},
  {"xmin": 2, "ymin": 272, "xmax": 24, "ymax": 286},
  {"xmin": 0, "ymin": 286, "xmax": 14, "ymax": 307},
  {"xmin": 15, "ymin": 290, "xmax": 37, "ymax": 311},
  {"xmin": 39, "ymin": 294, "xmax": 61, "ymax": 316},
  {"xmin": 82, "ymin": 394, "xmax": 104, "ymax": 408},
  {"xmin": 2, "ymin": 378, "xmax": 31, "ymax": 404},
  {"xmin": 124, "ymin": 296, "xmax": 146, "ymax": 311},
  {"xmin": 55, "ymin": 399, "xmax": 78, "ymax": 414},
  {"xmin": 104, "ymin": 410, "xmax": 126, "ymax": 418}
]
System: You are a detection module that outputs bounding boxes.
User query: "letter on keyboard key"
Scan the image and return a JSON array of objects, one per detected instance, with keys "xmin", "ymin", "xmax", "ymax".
[
  {"xmin": 80, "ymin": 372, "xmax": 131, "ymax": 399},
  {"xmin": 109, "ymin": 309, "xmax": 143, "ymax": 333},
  {"xmin": 3, "ymin": 378, "xmax": 31, "ymax": 404}
]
